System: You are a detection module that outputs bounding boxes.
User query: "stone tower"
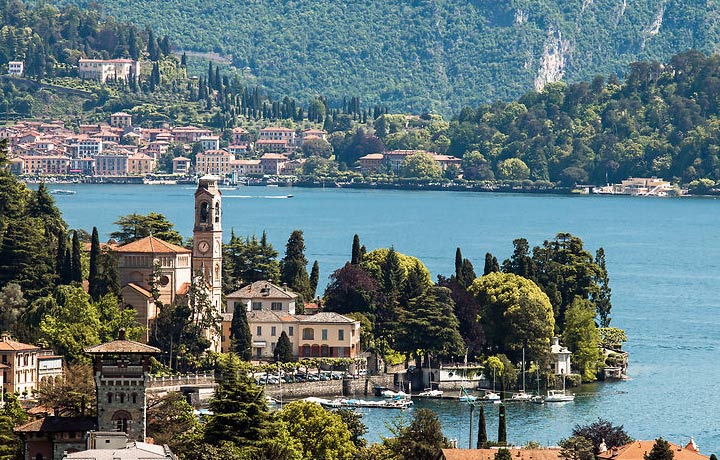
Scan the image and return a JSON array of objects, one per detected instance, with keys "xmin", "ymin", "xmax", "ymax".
[
  {"xmin": 192, "ymin": 175, "xmax": 223, "ymax": 351},
  {"xmin": 85, "ymin": 331, "xmax": 160, "ymax": 442}
]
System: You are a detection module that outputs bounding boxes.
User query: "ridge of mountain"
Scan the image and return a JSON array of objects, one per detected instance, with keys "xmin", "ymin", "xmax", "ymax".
[{"xmin": 47, "ymin": 0, "xmax": 720, "ymax": 113}]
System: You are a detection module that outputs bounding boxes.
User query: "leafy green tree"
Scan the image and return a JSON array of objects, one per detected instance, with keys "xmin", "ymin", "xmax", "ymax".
[
  {"xmin": 385, "ymin": 408, "xmax": 448, "ymax": 460},
  {"xmin": 230, "ymin": 301, "xmax": 252, "ymax": 360},
  {"xmin": 562, "ymin": 297, "xmax": 602, "ymax": 381},
  {"xmin": 280, "ymin": 401, "xmax": 357, "ymax": 460},
  {"xmin": 35, "ymin": 363, "xmax": 96, "ymax": 417},
  {"xmin": 644, "ymin": 438, "xmax": 674, "ymax": 460},
  {"xmin": 301, "ymin": 137, "xmax": 333, "ymax": 158},
  {"xmin": 96, "ymin": 293, "xmax": 143, "ymax": 343},
  {"xmin": 224, "ymin": 230, "xmax": 281, "ymax": 292},
  {"xmin": 0, "ymin": 393, "xmax": 26, "ymax": 459},
  {"xmin": 323, "ymin": 263, "xmax": 378, "ymax": 316},
  {"xmin": 599, "ymin": 327, "xmax": 627, "ymax": 350},
  {"xmin": 336, "ymin": 408, "xmax": 368, "ymax": 448},
  {"xmin": 462, "ymin": 151, "xmax": 494, "ymax": 181},
  {"xmin": 309, "ymin": 260, "xmax": 319, "ymax": 299},
  {"xmin": 498, "ymin": 158, "xmax": 530, "ymax": 181},
  {"xmin": 280, "ymin": 230, "xmax": 312, "ymax": 304},
  {"xmin": 39, "ymin": 285, "xmax": 101, "ymax": 363},
  {"xmin": 147, "ymin": 392, "xmax": 198, "ymax": 449},
  {"xmin": 110, "ymin": 213, "xmax": 183, "ymax": 245},
  {"xmin": 572, "ymin": 418, "xmax": 633, "ymax": 455},
  {"xmin": 0, "ymin": 283, "xmax": 26, "ymax": 336},
  {"xmin": 274, "ymin": 331, "xmax": 294, "ymax": 362},
  {"xmin": 394, "ymin": 286, "xmax": 464, "ymax": 360},
  {"xmin": 401, "ymin": 152, "xmax": 442, "ymax": 179},
  {"xmin": 56, "ymin": 231, "xmax": 68, "ymax": 284},
  {"xmin": 88, "ymin": 227, "xmax": 101, "ymax": 300},
  {"xmin": 560, "ymin": 436, "xmax": 595, "ymax": 460},
  {"xmin": 469, "ymin": 272, "xmax": 555, "ymax": 365},
  {"xmin": 592, "ymin": 248, "xmax": 612, "ymax": 327}
]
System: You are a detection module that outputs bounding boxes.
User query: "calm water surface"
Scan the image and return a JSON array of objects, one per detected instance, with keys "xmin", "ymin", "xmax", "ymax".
[{"xmin": 47, "ymin": 184, "xmax": 720, "ymax": 451}]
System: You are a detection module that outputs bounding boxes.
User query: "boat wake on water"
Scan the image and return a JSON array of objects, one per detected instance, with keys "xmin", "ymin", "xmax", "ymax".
[{"xmin": 224, "ymin": 195, "xmax": 294, "ymax": 199}]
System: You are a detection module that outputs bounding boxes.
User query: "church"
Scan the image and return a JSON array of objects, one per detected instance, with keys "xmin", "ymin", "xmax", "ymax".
[{"xmin": 115, "ymin": 176, "xmax": 224, "ymax": 351}]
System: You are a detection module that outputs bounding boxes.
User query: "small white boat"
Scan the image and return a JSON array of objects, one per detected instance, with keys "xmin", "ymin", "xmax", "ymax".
[
  {"xmin": 381, "ymin": 389, "xmax": 410, "ymax": 399},
  {"xmin": 510, "ymin": 390, "xmax": 533, "ymax": 401},
  {"xmin": 459, "ymin": 394, "xmax": 478, "ymax": 402},
  {"xmin": 531, "ymin": 395, "xmax": 544, "ymax": 404},
  {"xmin": 544, "ymin": 389, "xmax": 575, "ymax": 402},
  {"xmin": 417, "ymin": 389, "xmax": 444, "ymax": 398},
  {"xmin": 51, "ymin": 189, "xmax": 76, "ymax": 195},
  {"xmin": 482, "ymin": 391, "xmax": 501, "ymax": 401}
]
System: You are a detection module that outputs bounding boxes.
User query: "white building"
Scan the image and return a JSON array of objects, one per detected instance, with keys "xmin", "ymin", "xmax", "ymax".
[
  {"xmin": 550, "ymin": 336, "xmax": 572, "ymax": 375},
  {"xmin": 78, "ymin": 59, "xmax": 140, "ymax": 83},
  {"xmin": 8, "ymin": 61, "xmax": 23, "ymax": 76}
]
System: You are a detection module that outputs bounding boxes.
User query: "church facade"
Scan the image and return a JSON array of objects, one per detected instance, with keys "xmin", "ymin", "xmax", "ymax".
[{"xmin": 115, "ymin": 176, "xmax": 224, "ymax": 351}]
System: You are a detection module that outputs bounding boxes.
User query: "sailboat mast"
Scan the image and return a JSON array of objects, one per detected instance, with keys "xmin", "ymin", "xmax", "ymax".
[{"xmin": 522, "ymin": 347, "xmax": 526, "ymax": 392}]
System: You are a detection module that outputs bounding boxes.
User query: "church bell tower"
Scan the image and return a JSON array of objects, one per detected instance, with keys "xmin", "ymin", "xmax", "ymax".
[{"xmin": 192, "ymin": 176, "xmax": 223, "ymax": 350}]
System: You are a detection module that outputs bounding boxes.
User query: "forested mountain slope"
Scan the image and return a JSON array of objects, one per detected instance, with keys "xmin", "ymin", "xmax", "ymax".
[{"xmin": 46, "ymin": 0, "xmax": 720, "ymax": 112}]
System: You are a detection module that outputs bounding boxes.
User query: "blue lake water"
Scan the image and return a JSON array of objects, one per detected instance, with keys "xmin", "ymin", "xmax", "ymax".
[{"xmin": 46, "ymin": 184, "xmax": 720, "ymax": 451}]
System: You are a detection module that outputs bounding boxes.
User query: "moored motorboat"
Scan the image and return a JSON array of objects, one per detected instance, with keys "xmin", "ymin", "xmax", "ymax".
[
  {"xmin": 544, "ymin": 389, "xmax": 575, "ymax": 402},
  {"xmin": 417, "ymin": 389, "xmax": 444, "ymax": 398}
]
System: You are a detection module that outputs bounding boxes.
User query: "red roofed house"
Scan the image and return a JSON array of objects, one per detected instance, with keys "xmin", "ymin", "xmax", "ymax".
[
  {"xmin": 223, "ymin": 281, "xmax": 360, "ymax": 359},
  {"xmin": 260, "ymin": 153, "xmax": 288, "ymax": 175},
  {"xmin": 598, "ymin": 440, "xmax": 708, "ymax": 460},
  {"xmin": 0, "ymin": 334, "xmax": 40, "ymax": 398},
  {"xmin": 440, "ymin": 448, "xmax": 561, "ymax": 460}
]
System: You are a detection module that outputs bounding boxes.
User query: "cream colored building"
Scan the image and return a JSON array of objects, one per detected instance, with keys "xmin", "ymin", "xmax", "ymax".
[
  {"xmin": 110, "ymin": 112, "xmax": 133, "ymax": 128},
  {"xmin": 222, "ymin": 281, "xmax": 361, "ymax": 359},
  {"xmin": 195, "ymin": 150, "xmax": 234, "ymax": 176},
  {"xmin": 0, "ymin": 334, "xmax": 40, "ymax": 398},
  {"xmin": 79, "ymin": 59, "xmax": 140, "ymax": 83},
  {"xmin": 127, "ymin": 153, "xmax": 155, "ymax": 175},
  {"xmin": 115, "ymin": 236, "xmax": 192, "ymax": 340},
  {"xmin": 230, "ymin": 159, "xmax": 263, "ymax": 176}
]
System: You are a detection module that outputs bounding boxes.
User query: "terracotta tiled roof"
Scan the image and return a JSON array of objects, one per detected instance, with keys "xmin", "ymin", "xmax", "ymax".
[
  {"xmin": 16, "ymin": 416, "xmax": 97, "ymax": 433},
  {"xmin": 441, "ymin": 449, "xmax": 562, "ymax": 460},
  {"xmin": 85, "ymin": 339, "xmax": 160, "ymax": 355},
  {"xmin": 0, "ymin": 336, "xmax": 40, "ymax": 351},
  {"xmin": 296, "ymin": 312, "xmax": 356, "ymax": 324},
  {"xmin": 598, "ymin": 441, "xmax": 708, "ymax": 460},
  {"xmin": 227, "ymin": 281, "xmax": 297, "ymax": 300},
  {"xmin": 114, "ymin": 236, "xmax": 190, "ymax": 254},
  {"xmin": 124, "ymin": 283, "xmax": 153, "ymax": 299}
]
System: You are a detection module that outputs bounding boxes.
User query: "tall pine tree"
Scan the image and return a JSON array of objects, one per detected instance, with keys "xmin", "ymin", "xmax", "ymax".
[
  {"xmin": 71, "ymin": 230, "xmax": 82, "ymax": 283},
  {"xmin": 230, "ymin": 302, "xmax": 252, "ymax": 361},
  {"xmin": 309, "ymin": 261, "xmax": 319, "ymax": 299},
  {"xmin": 351, "ymin": 234, "xmax": 361, "ymax": 265},
  {"xmin": 88, "ymin": 227, "xmax": 101, "ymax": 300},
  {"xmin": 280, "ymin": 230, "xmax": 312, "ymax": 305}
]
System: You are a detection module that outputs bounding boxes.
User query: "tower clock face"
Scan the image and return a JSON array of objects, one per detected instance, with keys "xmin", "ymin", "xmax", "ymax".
[{"xmin": 198, "ymin": 241, "xmax": 210, "ymax": 254}]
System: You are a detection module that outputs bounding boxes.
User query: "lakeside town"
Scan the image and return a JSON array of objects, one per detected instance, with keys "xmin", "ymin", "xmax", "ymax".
[
  {"xmin": 2, "ymin": 111, "xmax": 684, "ymax": 197},
  {"xmin": 0, "ymin": 4, "xmax": 718, "ymax": 457}
]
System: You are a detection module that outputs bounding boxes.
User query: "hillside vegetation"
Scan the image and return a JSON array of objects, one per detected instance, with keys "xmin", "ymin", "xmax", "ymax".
[{"xmin": 47, "ymin": 0, "xmax": 720, "ymax": 113}]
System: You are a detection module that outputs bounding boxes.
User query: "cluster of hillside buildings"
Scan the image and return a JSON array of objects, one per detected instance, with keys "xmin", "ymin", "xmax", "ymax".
[{"xmin": 2, "ymin": 112, "xmax": 462, "ymax": 178}]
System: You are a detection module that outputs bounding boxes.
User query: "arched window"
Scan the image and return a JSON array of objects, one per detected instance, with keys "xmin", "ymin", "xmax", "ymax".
[
  {"xmin": 199, "ymin": 201, "xmax": 209, "ymax": 223},
  {"xmin": 214, "ymin": 202, "xmax": 220, "ymax": 223},
  {"xmin": 112, "ymin": 410, "xmax": 132, "ymax": 433},
  {"xmin": 301, "ymin": 345, "xmax": 310, "ymax": 357},
  {"xmin": 119, "ymin": 393, "xmax": 125, "ymax": 404},
  {"xmin": 131, "ymin": 393, "xmax": 137, "ymax": 404},
  {"xmin": 107, "ymin": 393, "xmax": 113, "ymax": 404}
]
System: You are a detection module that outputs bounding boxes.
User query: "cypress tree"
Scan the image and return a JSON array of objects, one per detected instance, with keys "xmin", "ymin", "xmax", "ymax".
[
  {"xmin": 498, "ymin": 404, "xmax": 507, "ymax": 446},
  {"xmin": 71, "ymin": 230, "xmax": 82, "ymax": 283},
  {"xmin": 461, "ymin": 259, "xmax": 476, "ymax": 286},
  {"xmin": 56, "ymin": 231, "xmax": 67, "ymax": 281},
  {"xmin": 477, "ymin": 405, "xmax": 487, "ymax": 448},
  {"xmin": 309, "ymin": 260, "xmax": 319, "ymax": 299},
  {"xmin": 273, "ymin": 331, "xmax": 293, "ymax": 362},
  {"xmin": 230, "ymin": 302, "xmax": 252, "ymax": 361},
  {"xmin": 88, "ymin": 227, "xmax": 101, "ymax": 301},
  {"xmin": 484, "ymin": 252, "xmax": 500, "ymax": 275},
  {"xmin": 454, "ymin": 248, "xmax": 463, "ymax": 281},
  {"xmin": 351, "ymin": 234, "xmax": 361, "ymax": 265},
  {"xmin": 181, "ymin": 52, "xmax": 187, "ymax": 68},
  {"xmin": 645, "ymin": 438, "xmax": 673, "ymax": 460},
  {"xmin": 62, "ymin": 246, "xmax": 72, "ymax": 284},
  {"xmin": 280, "ymin": 230, "xmax": 312, "ymax": 304}
]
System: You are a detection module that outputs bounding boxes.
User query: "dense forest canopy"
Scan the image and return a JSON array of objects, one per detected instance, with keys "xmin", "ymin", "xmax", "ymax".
[{"xmin": 43, "ymin": 0, "xmax": 720, "ymax": 112}]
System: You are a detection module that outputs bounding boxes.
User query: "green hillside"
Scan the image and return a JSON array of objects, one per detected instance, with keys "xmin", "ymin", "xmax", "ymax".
[{"xmin": 46, "ymin": 0, "xmax": 720, "ymax": 113}]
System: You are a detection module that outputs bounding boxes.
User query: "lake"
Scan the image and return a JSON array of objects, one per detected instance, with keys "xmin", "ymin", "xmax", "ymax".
[{"xmin": 47, "ymin": 183, "xmax": 720, "ymax": 451}]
